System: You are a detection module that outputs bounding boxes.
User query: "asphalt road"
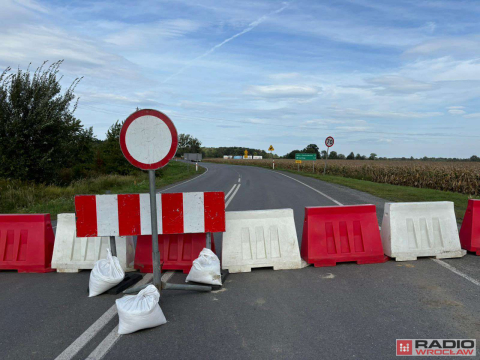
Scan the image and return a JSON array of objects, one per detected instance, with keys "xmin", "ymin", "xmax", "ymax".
[{"xmin": 1, "ymin": 161, "xmax": 479, "ymax": 360}]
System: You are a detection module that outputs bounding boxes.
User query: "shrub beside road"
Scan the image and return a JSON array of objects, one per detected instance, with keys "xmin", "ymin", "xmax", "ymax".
[{"xmin": 0, "ymin": 161, "xmax": 203, "ymax": 219}]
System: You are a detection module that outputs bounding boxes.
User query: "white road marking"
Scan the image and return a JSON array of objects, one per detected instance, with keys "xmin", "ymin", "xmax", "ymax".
[
  {"xmin": 85, "ymin": 326, "xmax": 121, "ymax": 360},
  {"xmin": 225, "ymin": 184, "xmax": 237, "ymax": 200},
  {"xmin": 238, "ymin": 178, "xmax": 241, "ymax": 183},
  {"xmin": 54, "ymin": 273, "xmax": 153, "ymax": 360},
  {"xmin": 273, "ymin": 171, "xmax": 344, "ymax": 206},
  {"xmin": 432, "ymin": 259, "xmax": 480, "ymax": 287},
  {"xmin": 225, "ymin": 184, "xmax": 241, "ymax": 209}
]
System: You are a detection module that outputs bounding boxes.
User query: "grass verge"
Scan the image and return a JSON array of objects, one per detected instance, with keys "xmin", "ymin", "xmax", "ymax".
[
  {"xmin": 282, "ymin": 169, "xmax": 478, "ymax": 223},
  {"xmin": 0, "ymin": 161, "xmax": 204, "ymax": 220}
]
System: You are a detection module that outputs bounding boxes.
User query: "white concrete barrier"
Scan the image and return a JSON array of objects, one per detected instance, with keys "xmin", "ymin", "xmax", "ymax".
[
  {"xmin": 222, "ymin": 209, "xmax": 302, "ymax": 273},
  {"xmin": 381, "ymin": 202, "xmax": 466, "ymax": 261},
  {"xmin": 52, "ymin": 214, "xmax": 135, "ymax": 272}
]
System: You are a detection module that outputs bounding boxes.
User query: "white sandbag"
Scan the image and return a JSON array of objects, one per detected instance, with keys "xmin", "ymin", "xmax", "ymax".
[
  {"xmin": 186, "ymin": 248, "xmax": 222, "ymax": 286},
  {"xmin": 116, "ymin": 285, "xmax": 167, "ymax": 334},
  {"xmin": 89, "ymin": 249, "xmax": 124, "ymax": 297}
]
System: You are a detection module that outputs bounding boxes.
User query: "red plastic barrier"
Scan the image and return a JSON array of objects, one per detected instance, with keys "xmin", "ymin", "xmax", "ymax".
[
  {"xmin": 301, "ymin": 205, "xmax": 388, "ymax": 267},
  {"xmin": 460, "ymin": 199, "xmax": 480, "ymax": 255},
  {"xmin": 0, "ymin": 214, "xmax": 55, "ymax": 273},
  {"xmin": 134, "ymin": 233, "xmax": 216, "ymax": 273}
]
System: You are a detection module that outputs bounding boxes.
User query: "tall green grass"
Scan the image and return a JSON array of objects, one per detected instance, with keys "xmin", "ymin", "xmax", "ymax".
[{"xmin": 0, "ymin": 161, "xmax": 203, "ymax": 219}]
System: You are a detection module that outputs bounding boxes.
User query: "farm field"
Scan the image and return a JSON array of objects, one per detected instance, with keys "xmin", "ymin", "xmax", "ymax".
[
  {"xmin": 205, "ymin": 158, "xmax": 480, "ymax": 222},
  {"xmin": 205, "ymin": 159, "xmax": 480, "ymax": 195}
]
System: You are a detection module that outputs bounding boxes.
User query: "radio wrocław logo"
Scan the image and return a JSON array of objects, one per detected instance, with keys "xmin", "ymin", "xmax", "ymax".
[{"xmin": 396, "ymin": 339, "xmax": 476, "ymax": 356}]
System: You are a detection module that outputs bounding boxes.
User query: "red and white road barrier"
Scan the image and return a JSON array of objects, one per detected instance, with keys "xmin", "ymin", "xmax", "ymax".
[{"xmin": 75, "ymin": 192, "xmax": 225, "ymax": 237}]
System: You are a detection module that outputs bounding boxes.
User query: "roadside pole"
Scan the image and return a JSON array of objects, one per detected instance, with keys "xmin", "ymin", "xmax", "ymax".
[
  {"xmin": 268, "ymin": 145, "xmax": 275, "ymax": 169},
  {"xmin": 323, "ymin": 147, "xmax": 329, "ymax": 175},
  {"xmin": 323, "ymin": 136, "xmax": 335, "ymax": 176},
  {"xmin": 149, "ymin": 170, "xmax": 162, "ymax": 290}
]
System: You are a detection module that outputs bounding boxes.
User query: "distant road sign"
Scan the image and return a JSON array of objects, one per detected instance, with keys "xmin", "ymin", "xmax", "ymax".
[
  {"xmin": 120, "ymin": 109, "xmax": 178, "ymax": 170},
  {"xmin": 268, "ymin": 145, "xmax": 274, "ymax": 151},
  {"xmin": 295, "ymin": 153, "xmax": 316, "ymax": 160},
  {"xmin": 295, "ymin": 160, "xmax": 302, "ymax": 164},
  {"xmin": 325, "ymin": 136, "xmax": 334, "ymax": 148}
]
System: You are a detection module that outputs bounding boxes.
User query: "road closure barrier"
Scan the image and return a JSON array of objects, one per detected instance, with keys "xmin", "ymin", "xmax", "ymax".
[
  {"xmin": 51, "ymin": 214, "xmax": 135, "ymax": 273},
  {"xmin": 381, "ymin": 202, "xmax": 465, "ymax": 261},
  {"xmin": 301, "ymin": 205, "xmax": 388, "ymax": 267},
  {"xmin": 75, "ymin": 192, "xmax": 225, "ymax": 237},
  {"xmin": 0, "ymin": 214, "xmax": 55, "ymax": 273},
  {"xmin": 221, "ymin": 209, "xmax": 302, "ymax": 273},
  {"xmin": 134, "ymin": 233, "xmax": 216, "ymax": 273},
  {"xmin": 459, "ymin": 199, "xmax": 480, "ymax": 255}
]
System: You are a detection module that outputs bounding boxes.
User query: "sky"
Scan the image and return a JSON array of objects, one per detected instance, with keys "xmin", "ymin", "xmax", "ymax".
[{"xmin": 1, "ymin": 0, "xmax": 480, "ymax": 158}]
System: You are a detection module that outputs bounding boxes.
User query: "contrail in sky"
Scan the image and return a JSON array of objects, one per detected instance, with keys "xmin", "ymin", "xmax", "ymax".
[{"xmin": 162, "ymin": 2, "xmax": 292, "ymax": 83}]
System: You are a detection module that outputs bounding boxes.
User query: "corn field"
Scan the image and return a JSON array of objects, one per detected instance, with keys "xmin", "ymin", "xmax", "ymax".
[{"xmin": 205, "ymin": 159, "xmax": 480, "ymax": 195}]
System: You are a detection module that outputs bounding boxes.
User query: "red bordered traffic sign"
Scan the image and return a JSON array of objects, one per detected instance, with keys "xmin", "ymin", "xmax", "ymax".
[
  {"xmin": 120, "ymin": 109, "xmax": 178, "ymax": 170},
  {"xmin": 325, "ymin": 136, "xmax": 334, "ymax": 148}
]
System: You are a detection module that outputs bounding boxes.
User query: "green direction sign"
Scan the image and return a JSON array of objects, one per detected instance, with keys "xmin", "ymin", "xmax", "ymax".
[{"xmin": 295, "ymin": 153, "xmax": 316, "ymax": 160}]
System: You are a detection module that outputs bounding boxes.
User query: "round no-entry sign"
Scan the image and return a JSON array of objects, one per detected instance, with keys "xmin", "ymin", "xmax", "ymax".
[
  {"xmin": 120, "ymin": 109, "xmax": 178, "ymax": 170},
  {"xmin": 325, "ymin": 136, "xmax": 334, "ymax": 148}
]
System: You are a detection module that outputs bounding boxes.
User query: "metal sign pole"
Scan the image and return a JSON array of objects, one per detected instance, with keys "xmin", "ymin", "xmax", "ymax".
[
  {"xmin": 323, "ymin": 148, "xmax": 330, "ymax": 175},
  {"xmin": 313, "ymin": 160, "xmax": 315, "ymax": 173},
  {"xmin": 149, "ymin": 170, "xmax": 162, "ymax": 291},
  {"xmin": 109, "ymin": 236, "xmax": 117, "ymax": 257},
  {"xmin": 206, "ymin": 232, "xmax": 211, "ymax": 250}
]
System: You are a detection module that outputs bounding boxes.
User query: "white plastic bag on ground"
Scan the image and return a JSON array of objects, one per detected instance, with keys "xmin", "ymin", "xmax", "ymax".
[
  {"xmin": 89, "ymin": 249, "xmax": 124, "ymax": 297},
  {"xmin": 186, "ymin": 248, "xmax": 222, "ymax": 286},
  {"xmin": 116, "ymin": 285, "xmax": 166, "ymax": 334}
]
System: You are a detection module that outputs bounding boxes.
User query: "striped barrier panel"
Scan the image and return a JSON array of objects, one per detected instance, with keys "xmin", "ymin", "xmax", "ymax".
[{"xmin": 75, "ymin": 192, "xmax": 225, "ymax": 237}]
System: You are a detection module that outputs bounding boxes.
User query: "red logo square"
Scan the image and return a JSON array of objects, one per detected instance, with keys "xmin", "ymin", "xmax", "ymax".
[{"xmin": 397, "ymin": 340, "xmax": 413, "ymax": 356}]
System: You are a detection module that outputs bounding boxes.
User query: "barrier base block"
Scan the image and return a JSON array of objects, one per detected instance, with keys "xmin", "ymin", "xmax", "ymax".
[
  {"xmin": 3, "ymin": 265, "xmax": 54, "ymax": 273},
  {"xmin": 185, "ymin": 270, "xmax": 229, "ymax": 290},
  {"xmin": 312, "ymin": 254, "xmax": 388, "ymax": 267},
  {"xmin": 394, "ymin": 249, "xmax": 466, "ymax": 262},
  {"xmin": 57, "ymin": 268, "xmax": 80, "ymax": 273},
  {"xmin": 106, "ymin": 273, "xmax": 143, "ymax": 294}
]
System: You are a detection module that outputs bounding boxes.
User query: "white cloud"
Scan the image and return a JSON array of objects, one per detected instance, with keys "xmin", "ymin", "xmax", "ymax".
[
  {"xmin": 245, "ymin": 85, "xmax": 319, "ymax": 98},
  {"xmin": 335, "ymin": 126, "xmax": 369, "ymax": 132},
  {"xmin": 268, "ymin": 72, "xmax": 301, "ymax": 80},
  {"xmin": 405, "ymin": 36, "xmax": 480, "ymax": 58},
  {"xmin": 367, "ymin": 75, "xmax": 436, "ymax": 94},
  {"xmin": 104, "ymin": 19, "xmax": 202, "ymax": 47},
  {"xmin": 331, "ymin": 107, "xmax": 443, "ymax": 119},
  {"xmin": 464, "ymin": 113, "xmax": 480, "ymax": 119},
  {"xmin": 448, "ymin": 109, "xmax": 466, "ymax": 115}
]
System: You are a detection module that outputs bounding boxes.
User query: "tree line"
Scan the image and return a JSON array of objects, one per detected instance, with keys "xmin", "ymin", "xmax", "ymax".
[
  {"xmin": 0, "ymin": 61, "xmax": 203, "ymax": 185},
  {"xmin": 201, "ymin": 147, "xmax": 272, "ymax": 158}
]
